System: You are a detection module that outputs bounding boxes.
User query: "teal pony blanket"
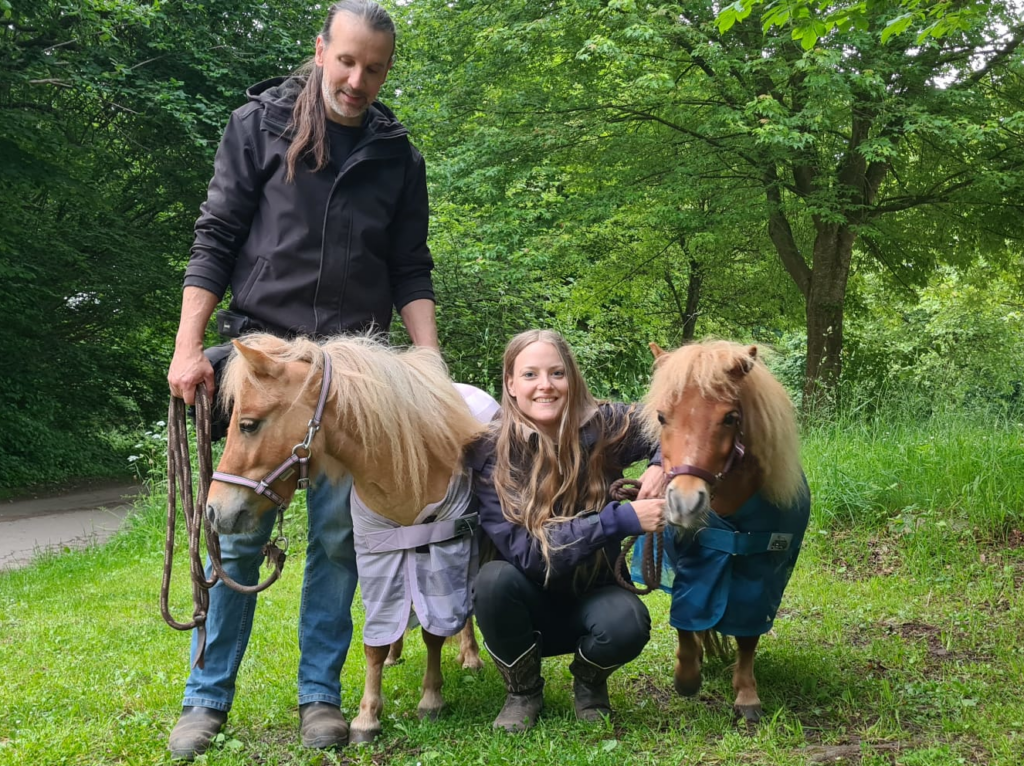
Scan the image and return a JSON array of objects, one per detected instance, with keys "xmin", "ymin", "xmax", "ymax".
[{"xmin": 631, "ymin": 481, "xmax": 810, "ymax": 637}]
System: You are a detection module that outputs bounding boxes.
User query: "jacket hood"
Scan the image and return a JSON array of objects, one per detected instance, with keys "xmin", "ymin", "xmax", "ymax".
[{"xmin": 245, "ymin": 76, "xmax": 407, "ymax": 139}]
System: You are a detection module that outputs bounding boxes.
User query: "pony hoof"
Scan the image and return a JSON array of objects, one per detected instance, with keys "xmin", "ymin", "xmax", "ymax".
[
  {"xmin": 459, "ymin": 656, "xmax": 484, "ymax": 671},
  {"xmin": 417, "ymin": 705, "xmax": 445, "ymax": 722},
  {"xmin": 673, "ymin": 675, "xmax": 702, "ymax": 697},
  {"xmin": 733, "ymin": 704, "xmax": 762, "ymax": 727},
  {"xmin": 383, "ymin": 657, "xmax": 404, "ymax": 667},
  {"xmin": 349, "ymin": 728, "xmax": 381, "ymax": 745}
]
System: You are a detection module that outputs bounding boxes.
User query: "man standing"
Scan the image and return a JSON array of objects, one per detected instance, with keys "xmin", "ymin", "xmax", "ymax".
[{"xmin": 166, "ymin": 1, "xmax": 437, "ymax": 759}]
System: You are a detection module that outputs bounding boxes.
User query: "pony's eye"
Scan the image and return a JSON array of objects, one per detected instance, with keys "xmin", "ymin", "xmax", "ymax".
[
  {"xmin": 723, "ymin": 411, "xmax": 740, "ymax": 427},
  {"xmin": 239, "ymin": 419, "xmax": 260, "ymax": 434},
  {"xmin": 657, "ymin": 412, "xmax": 667, "ymax": 426}
]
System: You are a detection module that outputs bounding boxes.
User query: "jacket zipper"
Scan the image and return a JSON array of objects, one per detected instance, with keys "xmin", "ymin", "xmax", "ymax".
[{"xmin": 312, "ymin": 129, "xmax": 408, "ymax": 336}]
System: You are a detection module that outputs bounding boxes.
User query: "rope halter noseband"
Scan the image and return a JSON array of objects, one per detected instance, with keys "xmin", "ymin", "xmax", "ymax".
[{"xmin": 212, "ymin": 350, "xmax": 333, "ymax": 507}]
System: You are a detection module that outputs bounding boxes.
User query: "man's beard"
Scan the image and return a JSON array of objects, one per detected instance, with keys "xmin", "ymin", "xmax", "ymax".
[{"xmin": 322, "ymin": 76, "xmax": 365, "ymax": 121}]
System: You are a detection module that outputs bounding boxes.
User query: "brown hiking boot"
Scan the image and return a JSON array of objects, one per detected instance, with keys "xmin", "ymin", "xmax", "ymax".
[
  {"xmin": 569, "ymin": 649, "xmax": 620, "ymax": 722},
  {"xmin": 486, "ymin": 638, "xmax": 544, "ymax": 732},
  {"xmin": 168, "ymin": 706, "xmax": 228, "ymax": 761},
  {"xmin": 299, "ymin": 702, "xmax": 349, "ymax": 749}
]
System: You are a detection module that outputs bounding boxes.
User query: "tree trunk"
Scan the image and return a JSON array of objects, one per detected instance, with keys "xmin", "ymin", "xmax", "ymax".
[
  {"xmin": 803, "ymin": 224, "xmax": 857, "ymax": 411},
  {"xmin": 664, "ymin": 237, "xmax": 703, "ymax": 341},
  {"xmin": 682, "ymin": 257, "xmax": 702, "ymax": 340}
]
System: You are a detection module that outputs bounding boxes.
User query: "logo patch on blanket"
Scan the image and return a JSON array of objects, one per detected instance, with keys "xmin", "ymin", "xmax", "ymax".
[{"xmin": 631, "ymin": 480, "xmax": 810, "ymax": 636}]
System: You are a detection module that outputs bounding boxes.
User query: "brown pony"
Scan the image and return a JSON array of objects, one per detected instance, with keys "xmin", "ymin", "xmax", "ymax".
[
  {"xmin": 206, "ymin": 333, "xmax": 488, "ymax": 744},
  {"xmin": 643, "ymin": 340, "xmax": 809, "ymax": 725}
]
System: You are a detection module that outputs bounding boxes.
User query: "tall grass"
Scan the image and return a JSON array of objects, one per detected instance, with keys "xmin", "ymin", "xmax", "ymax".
[{"xmin": 802, "ymin": 402, "xmax": 1024, "ymax": 538}]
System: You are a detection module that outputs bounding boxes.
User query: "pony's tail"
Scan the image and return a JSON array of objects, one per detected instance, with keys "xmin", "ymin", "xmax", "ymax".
[{"xmin": 699, "ymin": 630, "xmax": 733, "ymax": 661}]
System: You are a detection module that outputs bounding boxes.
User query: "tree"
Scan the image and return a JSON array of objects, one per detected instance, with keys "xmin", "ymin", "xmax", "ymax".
[
  {"xmin": 404, "ymin": 0, "xmax": 1024, "ymax": 408},
  {"xmin": 0, "ymin": 0, "xmax": 317, "ymax": 486}
]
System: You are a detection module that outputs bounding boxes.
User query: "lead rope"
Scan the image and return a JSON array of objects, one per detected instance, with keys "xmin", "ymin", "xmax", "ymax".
[
  {"xmin": 160, "ymin": 383, "xmax": 287, "ymax": 669},
  {"xmin": 611, "ymin": 478, "xmax": 664, "ymax": 596}
]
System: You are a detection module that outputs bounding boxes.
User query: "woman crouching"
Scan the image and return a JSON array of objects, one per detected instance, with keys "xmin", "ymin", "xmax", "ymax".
[{"xmin": 469, "ymin": 330, "xmax": 666, "ymax": 731}]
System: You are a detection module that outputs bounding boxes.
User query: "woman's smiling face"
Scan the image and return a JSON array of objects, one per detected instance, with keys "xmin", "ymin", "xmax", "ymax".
[{"xmin": 506, "ymin": 341, "xmax": 570, "ymax": 439}]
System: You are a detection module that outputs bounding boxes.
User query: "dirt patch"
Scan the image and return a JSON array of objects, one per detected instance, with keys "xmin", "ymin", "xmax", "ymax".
[
  {"xmin": 797, "ymin": 735, "xmax": 992, "ymax": 765},
  {"xmin": 892, "ymin": 620, "xmax": 951, "ymax": 658},
  {"xmin": 846, "ymin": 619, "xmax": 991, "ymax": 668},
  {"xmin": 800, "ymin": 740, "xmax": 903, "ymax": 764},
  {"xmin": 819, "ymin": 534, "xmax": 903, "ymax": 581},
  {"xmin": 623, "ymin": 674, "xmax": 676, "ymax": 708},
  {"xmin": 1003, "ymin": 528, "xmax": 1024, "ymax": 549}
]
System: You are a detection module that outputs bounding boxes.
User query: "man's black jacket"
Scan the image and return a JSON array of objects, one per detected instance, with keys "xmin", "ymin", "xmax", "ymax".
[{"xmin": 184, "ymin": 76, "xmax": 434, "ymax": 337}]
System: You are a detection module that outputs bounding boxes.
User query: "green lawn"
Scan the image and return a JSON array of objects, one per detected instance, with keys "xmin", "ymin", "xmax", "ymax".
[{"xmin": 3, "ymin": 412, "xmax": 1023, "ymax": 765}]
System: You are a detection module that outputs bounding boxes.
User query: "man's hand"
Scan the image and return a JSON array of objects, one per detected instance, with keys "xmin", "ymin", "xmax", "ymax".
[
  {"xmin": 168, "ymin": 346, "xmax": 215, "ymax": 406},
  {"xmin": 636, "ymin": 463, "xmax": 669, "ymax": 500},
  {"xmin": 169, "ymin": 286, "xmax": 220, "ymax": 405}
]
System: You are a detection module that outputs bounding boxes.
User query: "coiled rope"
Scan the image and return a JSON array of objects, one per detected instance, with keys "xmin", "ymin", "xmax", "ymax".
[{"xmin": 160, "ymin": 384, "xmax": 286, "ymax": 669}]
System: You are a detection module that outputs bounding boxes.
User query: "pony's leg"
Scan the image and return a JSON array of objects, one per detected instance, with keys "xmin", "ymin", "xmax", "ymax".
[
  {"xmin": 456, "ymin": 617, "xmax": 483, "ymax": 670},
  {"xmin": 385, "ymin": 633, "xmax": 405, "ymax": 666},
  {"xmin": 732, "ymin": 634, "xmax": 762, "ymax": 725},
  {"xmin": 350, "ymin": 643, "xmax": 389, "ymax": 745},
  {"xmin": 418, "ymin": 630, "xmax": 446, "ymax": 721},
  {"xmin": 674, "ymin": 629, "xmax": 704, "ymax": 697}
]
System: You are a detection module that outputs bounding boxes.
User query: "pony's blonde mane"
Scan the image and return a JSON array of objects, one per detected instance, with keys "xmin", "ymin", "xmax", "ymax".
[
  {"xmin": 221, "ymin": 333, "xmax": 487, "ymax": 510},
  {"xmin": 643, "ymin": 340, "xmax": 806, "ymax": 508}
]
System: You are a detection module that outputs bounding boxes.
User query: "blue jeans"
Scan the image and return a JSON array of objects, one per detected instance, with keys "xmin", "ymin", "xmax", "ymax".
[{"xmin": 182, "ymin": 474, "xmax": 358, "ymax": 712}]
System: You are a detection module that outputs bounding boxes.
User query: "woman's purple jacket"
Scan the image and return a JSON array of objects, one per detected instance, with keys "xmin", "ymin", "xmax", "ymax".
[{"xmin": 466, "ymin": 402, "xmax": 661, "ymax": 587}]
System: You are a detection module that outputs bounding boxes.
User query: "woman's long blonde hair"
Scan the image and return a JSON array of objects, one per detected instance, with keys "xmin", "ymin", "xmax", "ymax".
[{"xmin": 492, "ymin": 330, "xmax": 633, "ymax": 585}]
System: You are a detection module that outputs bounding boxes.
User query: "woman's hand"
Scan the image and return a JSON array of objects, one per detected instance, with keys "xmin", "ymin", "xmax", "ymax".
[
  {"xmin": 636, "ymin": 464, "xmax": 668, "ymax": 500},
  {"xmin": 630, "ymin": 498, "xmax": 666, "ymax": 533}
]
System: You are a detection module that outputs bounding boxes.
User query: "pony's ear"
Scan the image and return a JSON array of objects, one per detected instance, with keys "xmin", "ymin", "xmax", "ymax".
[
  {"xmin": 729, "ymin": 346, "xmax": 758, "ymax": 379},
  {"xmin": 232, "ymin": 339, "xmax": 281, "ymax": 378},
  {"xmin": 649, "ymin": 342, "xmax": 672, "ymax": 370}
]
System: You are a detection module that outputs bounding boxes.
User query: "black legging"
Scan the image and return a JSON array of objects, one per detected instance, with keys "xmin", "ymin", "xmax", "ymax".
[{"xmin": 474, "ymin": 559, "xmax": 651, "ymax": 667}]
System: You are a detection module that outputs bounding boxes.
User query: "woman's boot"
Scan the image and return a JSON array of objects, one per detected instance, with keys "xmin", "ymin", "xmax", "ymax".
[
  {"xmin": 569, "ymin": 649, "xmax": 620, "ymax": 722},
  {"xmin": 485, "ymin": 638, "xmax": 544, "ymax": 732}
]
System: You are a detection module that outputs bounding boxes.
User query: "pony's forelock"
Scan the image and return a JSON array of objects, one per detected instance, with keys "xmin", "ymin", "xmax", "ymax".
[{"xmin": 643, "ymin": 340, "xmax": 805, "ymax": 508}]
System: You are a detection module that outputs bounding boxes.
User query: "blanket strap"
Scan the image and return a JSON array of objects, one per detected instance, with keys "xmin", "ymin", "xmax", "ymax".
[
  {"xmin": 697, "ymin": 528, "xmax": 794, "ymax": 555},
  {"xmin": 360, "ymin": 513, "xmax": 479, "ymax": 554}
]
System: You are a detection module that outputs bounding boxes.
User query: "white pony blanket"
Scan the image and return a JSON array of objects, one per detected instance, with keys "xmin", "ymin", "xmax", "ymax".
[{"xmin": 352, "ymin": 383, "xmax": 496, "ymax": 646}]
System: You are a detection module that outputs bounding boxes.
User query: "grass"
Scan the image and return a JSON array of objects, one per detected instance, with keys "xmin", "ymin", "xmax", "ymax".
[
  {"xmin": 2, "ymin": 409, "xmax": 1023, "ymax": 765},
  {"xmin": 803, "ymin": 408, "xmax": 1024, "ymax": 537}
]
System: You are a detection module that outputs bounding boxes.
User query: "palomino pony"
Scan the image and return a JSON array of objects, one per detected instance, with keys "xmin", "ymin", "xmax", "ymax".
[
  {"xmin": 205, "ymin": 333, "xmax": 488, "ymax": 744},
  {"xmin": 643, "ymin": 340, "xmax": 809, "ymax": 725}
]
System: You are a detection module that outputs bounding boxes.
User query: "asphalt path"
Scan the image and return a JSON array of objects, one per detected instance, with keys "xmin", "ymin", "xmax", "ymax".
[{"xmin": 0, "ymin": 482, "xmax": 145, "ymax": 570}]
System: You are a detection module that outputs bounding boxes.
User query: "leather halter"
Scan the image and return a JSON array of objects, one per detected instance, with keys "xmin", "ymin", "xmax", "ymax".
[
  {"xmin": 212, "ymin": 350, "xmax": 333, "ymax": 507},
  {"xmin": 664, "ymin": 406, "xmax": 746, "ymax": 486}
]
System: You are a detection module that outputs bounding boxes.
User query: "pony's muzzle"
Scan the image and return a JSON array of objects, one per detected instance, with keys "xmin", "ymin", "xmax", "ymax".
[
  {"xmin": 665, "ymin": 480, "xmax": 709, "ymax": 530},
  {"xmin": 205, "ymin": 495, "xmax": 260, "ymax": 536}
]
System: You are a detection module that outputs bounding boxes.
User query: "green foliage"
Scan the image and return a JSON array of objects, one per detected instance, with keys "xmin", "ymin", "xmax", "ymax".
[
  {"xmin": 718, "ymin": 0, "xmax": 994, "ymax": 47},
  {"xmin": 844, "ymin": 264, "xmax": 1024, "ymax": 410},
  {"xmin": 404, "ymin": 0, "xmax": 1024, "ymax": 403},
  {"xmin": 0, "ymin": 0, "xmax": 318, "ymax": 489},
  {"xmin": 3, "ymin": 0, "xmax": 1024, "ymax": 488}
]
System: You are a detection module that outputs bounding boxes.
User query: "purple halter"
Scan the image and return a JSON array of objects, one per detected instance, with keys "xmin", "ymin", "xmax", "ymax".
[
  {"xmin": 212, "ymin": 350, "xmax": 333, "ymax": 507},
  {"xmin": 664, "ymin": 406, "xmax": 746, "ymax": 486}
]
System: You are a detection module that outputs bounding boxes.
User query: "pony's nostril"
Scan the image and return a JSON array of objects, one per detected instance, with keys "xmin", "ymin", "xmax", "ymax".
[{"xmin": 206, "ymin": 505, "xmax": 216, "ymax": 524}]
